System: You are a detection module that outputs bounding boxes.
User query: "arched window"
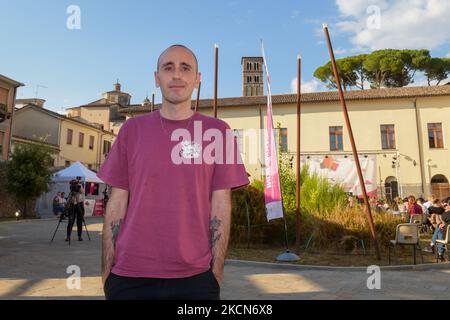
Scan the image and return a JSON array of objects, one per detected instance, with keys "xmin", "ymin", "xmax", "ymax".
[
  {"xmin": 384, "ymin": 176, "xmax": 398, "ymax": 203},
  {"xmin": 431, "ymin": 174, "xmax": 449, "ymax": 184},
  {"xmin": 431, "ymin": 174, "xmax": 449, "ymax": 200}
]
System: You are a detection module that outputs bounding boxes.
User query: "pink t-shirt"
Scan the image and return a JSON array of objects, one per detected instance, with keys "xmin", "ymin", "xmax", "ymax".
[{"xmin": 97, "ymin": 110, "xmax": 249, "ymax": 279}]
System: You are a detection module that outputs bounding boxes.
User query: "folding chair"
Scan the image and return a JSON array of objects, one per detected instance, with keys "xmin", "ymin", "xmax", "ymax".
[{"xmin": 389, "ymin": 223, "xmax": 424, "ymax": 265}]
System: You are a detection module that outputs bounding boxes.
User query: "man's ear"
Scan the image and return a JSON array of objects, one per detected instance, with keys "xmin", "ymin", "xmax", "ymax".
[
  {"xmin": 195, "ymin": 72, "xmax": 201, "ymax": 89},
  {"xmin": 154, "ymin": 71, "xmax": 160, "ymax": 88}
]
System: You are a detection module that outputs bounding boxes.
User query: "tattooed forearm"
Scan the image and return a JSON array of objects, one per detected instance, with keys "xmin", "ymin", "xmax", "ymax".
[
  {"xmin": 101, "ymin": 187, "xmax": 128, "ymax": 283},
  {"xmin": 209, "ymin": 190, "xmax": 231, "ymax": 284},
  {"xmin": 111, "ymin": 219, "xmax": 123, "ymax": 250},
  {"xmin": 102, "ymin": 219, "xmax": 122, "ymax": 276},
  {"xmin": 210, "ymin": 216, "xmax": 222, "ymax": 248}
]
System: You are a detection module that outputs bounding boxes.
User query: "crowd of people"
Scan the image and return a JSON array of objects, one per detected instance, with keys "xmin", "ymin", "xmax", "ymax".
[{"xmin": 348, "ymin": 194, "xmax": 450, "ymax": 261}]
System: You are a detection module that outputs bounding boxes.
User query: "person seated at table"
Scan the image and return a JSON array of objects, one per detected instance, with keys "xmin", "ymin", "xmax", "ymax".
[
  {"xmin": 407, "ymin": 195, "xmax": 423, "ymax": 222},
  {"xmin": 426, "ymin": 203, "xmax": 450, "ymax": 261}
]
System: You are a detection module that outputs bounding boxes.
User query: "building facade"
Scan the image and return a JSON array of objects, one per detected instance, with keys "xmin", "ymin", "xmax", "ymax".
[
  {"xmin": 65, "ymin": 81, "xmax": 145, "ymax": 135},
  {"xmin": 13, "ymin": 104, "xmax": 116, "ymax": 171},
  {"xmin": 0, "ymin": 75, "xmax": 24, "ymax": 161},
  {"xmin": 120, "ymin": 85, "xmax": 450, "ymax": 200}
]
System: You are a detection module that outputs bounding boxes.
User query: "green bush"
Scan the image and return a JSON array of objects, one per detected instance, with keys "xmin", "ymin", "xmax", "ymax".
[
  {"xmin": 231, "ymin": 154, "xmax": 403, "ymax": 252},
  {"xmin": 5, "ymin": 141, "xmax": 55, "ymax": 218}
]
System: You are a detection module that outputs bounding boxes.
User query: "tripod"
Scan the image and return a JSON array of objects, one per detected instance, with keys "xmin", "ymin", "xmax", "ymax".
[{"xmin": 50, "ymin": 192, "xmax": 91, "ymax": 245}]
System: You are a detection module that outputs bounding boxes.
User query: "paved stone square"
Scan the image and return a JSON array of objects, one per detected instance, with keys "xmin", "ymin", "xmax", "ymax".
[{"xmin": 0, "ymin": 217, "xmax": 449, "ymax": 300}]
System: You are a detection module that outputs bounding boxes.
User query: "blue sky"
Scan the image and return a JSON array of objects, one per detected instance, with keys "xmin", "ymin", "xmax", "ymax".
[{"xmin": 2, "ymin": 0, "xmax": 450, "ymax": 113}]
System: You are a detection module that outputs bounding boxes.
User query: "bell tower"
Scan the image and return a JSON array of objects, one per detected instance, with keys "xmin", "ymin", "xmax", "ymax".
[{"xmin": 241, "ymin": 57, "xmax": 264, "ymax": 97}]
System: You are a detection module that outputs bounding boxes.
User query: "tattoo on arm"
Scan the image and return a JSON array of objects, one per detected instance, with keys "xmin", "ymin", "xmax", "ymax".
[
  {"xmin": 210, "ymin": 216, "xmax": 222, "ymax": 264},
  {"xmin": 101, "ymin": 218, "xmax": 122, "ymax": 276},
  {"xmin": 111, "ymin": 219, "xmax": 123, "ymax": 250}
]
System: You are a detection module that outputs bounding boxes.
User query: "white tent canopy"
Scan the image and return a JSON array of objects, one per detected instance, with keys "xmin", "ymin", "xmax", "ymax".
[
  {"xmin": 52, "ymin": 161, "xmax": 104, "ymax": 183},
  {"xmin": 35, "ymin": 162, "xmax": 107, "ymax": 217}
]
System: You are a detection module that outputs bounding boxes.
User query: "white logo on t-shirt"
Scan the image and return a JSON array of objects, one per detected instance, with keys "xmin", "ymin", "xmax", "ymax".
[{"xmin": 180, "ymin": 141, "xmax": 201, "ymax": 159}]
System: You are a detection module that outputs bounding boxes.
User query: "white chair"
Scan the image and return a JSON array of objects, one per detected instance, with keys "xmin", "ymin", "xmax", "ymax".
[
  {"xmin": 435, "ymin": 226, "xmax": 450, "ymax": 263},
  {"xmin": 389, "ymin": 223, "xmax": 424, "ymax": 265}
]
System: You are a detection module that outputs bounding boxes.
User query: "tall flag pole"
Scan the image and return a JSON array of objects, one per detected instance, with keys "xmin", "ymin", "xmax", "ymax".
[
  {"xmin": 322, "ymin": 23, "xmax": 381, "ymax": 260},
  {"xmin": 295, "ymin": 54, "xmax": 302, "ymax": 254},
  {"xmin": 261, "ymin": 41, "xmax": 299, "ymax": 262},
  {"xmin": 213, "ymin": 44, "xmax": 219, "ymax": 118},
  {"xmin": 151, "ymin": 92, "xmax": 155, "ymax": 112},
  {"xmin": 195, "ymin": 80, "xmax": 202, "ymax": 112}
]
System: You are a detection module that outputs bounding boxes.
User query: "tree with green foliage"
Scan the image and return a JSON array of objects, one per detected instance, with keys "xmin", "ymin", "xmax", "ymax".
[
  {"xmin": 422, "ymin": 57, "xmax": 450, "ymax": 86},
  {"xmin": 347, "ymin": 54, "xmax": 369, "ymax": 89},
  {"xmin": 314, "ymin": 49, "xmax": 439, "ymax": 89},
  {"xmin": 314, "ymin": 62, "xmax": 338, "ymax": 90},
  {"xmin": 314, "ymin": 55, "xmax": 369, "ymax": 91},
  {"xmin": 362, "ymin": 49, "xmax": 430, "ymax": 88},
  {"xmin": 5, "ymin": 140, "xmax": 55, "ymax": 218}
]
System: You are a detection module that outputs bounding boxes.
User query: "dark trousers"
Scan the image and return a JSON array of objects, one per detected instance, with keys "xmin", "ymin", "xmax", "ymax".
[
  {"xmin": 67, "ymin": 203, "xmax": 84, "ymax": 238},
  {"xmin": 104, "ymin": 269, "xmax": 220, "ymax": 300}
]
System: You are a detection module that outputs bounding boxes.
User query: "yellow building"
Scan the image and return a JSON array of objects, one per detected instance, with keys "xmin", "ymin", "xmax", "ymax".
[
  {"xmin": 65, "ymin": 82, "xmax": 148, "ymax": 135},
  {"xmin": 12, "ymin": 103, "xmax": 116, "ymax": 171},
  {"xmin": 0, "ymin": 74, "xmax": 24, "ymax": 161},
  {"xmin": 120, "ymin": 85, "xmax": 450, "ymax": 201}
]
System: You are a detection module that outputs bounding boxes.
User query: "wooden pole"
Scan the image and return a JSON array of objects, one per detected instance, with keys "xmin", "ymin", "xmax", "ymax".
[
  {"xmin": 295, "ymin": 54, "xmax": 302, "ymax": 254},
  {"xmin": 213, "ymin": 44, "xmax": 219, "ymax": 118},
  {"xmin": 195, "ymin": 80, "xmax": 202, "ymax": 112},
  {"xmin": 151, "ymin": 92, "xmax": 155, "ymax": 112},
  {"xmin": 323, "ymin": 23, "xmax": 381, "ymax": 260}
]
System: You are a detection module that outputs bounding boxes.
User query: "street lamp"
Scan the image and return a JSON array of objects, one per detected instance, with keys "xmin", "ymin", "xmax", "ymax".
[
  {"xmin": 15, "ymin": 210, "xmax": 20, "ymax": 221},
  {"xmin": 392, "ymin": 152, "xmax": 404, "ymax": 199}
]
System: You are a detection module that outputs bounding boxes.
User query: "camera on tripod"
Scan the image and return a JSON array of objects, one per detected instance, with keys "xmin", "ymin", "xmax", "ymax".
[
  {"xmin": 69, "ymin": 176, "xmax": 83, "ymax": 193},
  {"xmin": 51, "ymin": 175, "xmax": 91, "ymax": 245}
]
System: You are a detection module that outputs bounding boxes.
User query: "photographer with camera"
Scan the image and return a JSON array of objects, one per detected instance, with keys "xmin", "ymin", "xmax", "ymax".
[
  {"xmin": 65, "ymin": 177, "xmax": 85, "ymax": 241},
  {"xmin": 102, "ymin": 186, "xmax": 109, "ymax": 216}
]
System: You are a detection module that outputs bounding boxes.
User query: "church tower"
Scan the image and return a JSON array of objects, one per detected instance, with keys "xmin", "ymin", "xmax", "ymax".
[{"xmin": 241, "ymin": 57, "xmax": 264, "ymax": 97}]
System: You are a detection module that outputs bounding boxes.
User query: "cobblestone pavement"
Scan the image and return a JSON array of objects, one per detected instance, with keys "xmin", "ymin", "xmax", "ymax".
[{"xmin": 0, "ymin": 217, "xmax": 449, "ymax": 300}]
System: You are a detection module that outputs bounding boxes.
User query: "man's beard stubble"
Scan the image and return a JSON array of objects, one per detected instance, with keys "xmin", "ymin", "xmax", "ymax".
[{"xmin": 161, "ymin": 88, "xmax": 193, "ymax": 106}]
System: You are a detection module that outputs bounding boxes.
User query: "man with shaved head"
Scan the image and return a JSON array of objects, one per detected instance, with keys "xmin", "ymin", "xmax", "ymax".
[{"xmin": 98, "ymin": 44, "xmax": 249, "ymax": 300}]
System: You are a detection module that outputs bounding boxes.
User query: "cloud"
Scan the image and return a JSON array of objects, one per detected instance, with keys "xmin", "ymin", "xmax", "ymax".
[
  {"xmin": 446, "ymin": 52, "xmax": 450, "ymax": 58},
  {"xmin": 291, "ymin": 78, "xmax": 323, "ymax": 93},
  {"xmin": 335, "ymin": 0, "xmax": 450, "ymax": 51},
  {"xmin": 291, "ymin": 10, "xmax": 300, "ymax": 19},
  {"xmin": 336, "ymin": 0, "xmax": 387, "ymax": 17}
]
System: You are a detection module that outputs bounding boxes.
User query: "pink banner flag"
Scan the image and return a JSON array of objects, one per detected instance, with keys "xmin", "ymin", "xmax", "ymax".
[{"xmin": 261, "ymin": 42, "xmax": 284, "ymax": 221}]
